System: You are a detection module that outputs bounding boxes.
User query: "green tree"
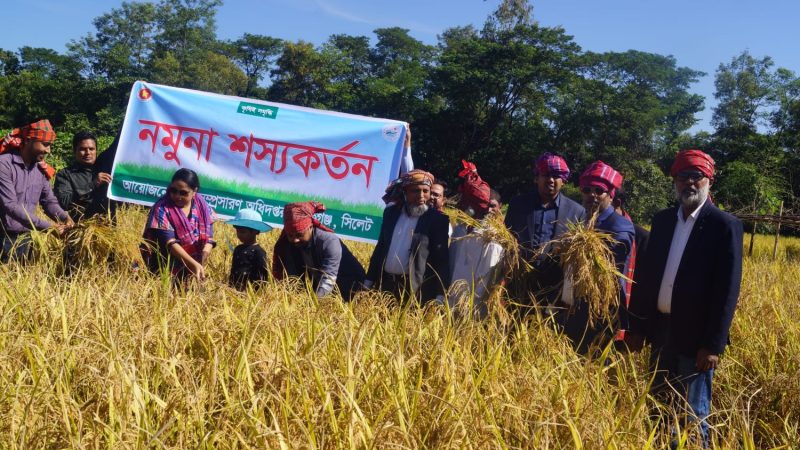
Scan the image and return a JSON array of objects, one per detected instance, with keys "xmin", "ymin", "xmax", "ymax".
[
  {"xmin": 423, "ymin": 14, "xmax": 579, "ymax": 195},
  {"xmin": 365, "ymin": 27, "xmax": 435, "ymax": 121},
  {"xmin": 713, "ymin": 161, "xmax": 784, "ymax": 213},
  {"xmin": 186, "ymin": 51, "xmax": 248, "ymax": 95},
  {"xmin": 67, "ymin": 1, "xmax": 158, "ymax": 81},
  {"xmin": 320, "ymin": 34, "xmax": 372, "ymax": 113},
  {"xmin": 268, "ymin": 41, "xmax": 332, "ymax": 108},
  {"xmin": 712, "ymin": 51, "xmax": 775, "ymax": 137},
  {"xmin": 225, "ymin": 33, "xmax": 283, "ymax": 97},
  {"xmin": 552, "ymin": 50, "xmax": 704, "ymax": 169},
  {"xmin": 710, "ymin": 51, "xmax": 786, "ymax": 208},
  {"xmin": 617, "ymin": 159, "xmax": 673, "ymax": 224}
]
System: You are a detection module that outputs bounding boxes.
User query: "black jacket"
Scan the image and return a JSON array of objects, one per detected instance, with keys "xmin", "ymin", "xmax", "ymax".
[
  {"xmin": 366, "ymin": 204, "xmax": 450, "ymax": 301},
  {"xmin": 504, "ymin": 191, "xmax": 585, "ymax": 302},
  {"xmin": 53, "ymin": 164, "xmax": 94, "ymax": 222},
  {"xmin": 629, "ymin": 201, "xmax": 743, "ymax": 356}
]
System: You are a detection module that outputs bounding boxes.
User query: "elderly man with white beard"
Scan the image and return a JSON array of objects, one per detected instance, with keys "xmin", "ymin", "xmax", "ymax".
[
  {"xmin": 365, "ymin": 169, "xmax": 450, "ymax": 304},
  {"xmin": 624, "ymin": 149, "xmax": 743, "ymax": 447}
]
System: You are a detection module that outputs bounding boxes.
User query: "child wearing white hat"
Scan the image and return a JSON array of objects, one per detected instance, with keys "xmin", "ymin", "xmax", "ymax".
[{"xmin": 227, "ymin": 208, "xmax": 272, "ymax": 290}]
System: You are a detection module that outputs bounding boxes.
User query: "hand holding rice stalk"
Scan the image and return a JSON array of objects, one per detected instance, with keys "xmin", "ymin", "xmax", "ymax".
[
  {"xmin": 444, "ymin": 207, "xmax": 532, "ymax": 322},
  {"xmin": 546, "ymin": 213, "xmax": 628, "ymax": 326},
  {"xmin": 444, "ymin": 207, "xmax": 530, "ymax": 277},
  {"xmin": 31, "ymin": 215, "xmax": 145, "ymax": 273}
]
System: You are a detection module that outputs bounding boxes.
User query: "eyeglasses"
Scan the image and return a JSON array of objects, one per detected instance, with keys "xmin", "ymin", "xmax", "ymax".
[
  {"xmin": 168, "ymin": 187, "xmax": 192, "ymax": 197},
  {"xmin": 675, "ymin": 170, "xmax": 705, "ymax": 182},
  {"xmin": 581, "ymin": 186, "xmax": 608, "ymax": 196}
]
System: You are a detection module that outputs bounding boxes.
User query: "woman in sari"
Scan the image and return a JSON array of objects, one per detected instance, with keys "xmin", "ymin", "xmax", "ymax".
[{"xmin": 141, "ymin": 168, "xmax": 215, "ymax": 281}]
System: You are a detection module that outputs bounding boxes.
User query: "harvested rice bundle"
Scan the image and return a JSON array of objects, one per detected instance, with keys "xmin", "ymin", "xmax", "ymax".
[
  {"xmin": 444, "ymin": 207, "xmax": 530, "ymax": 322},
  {"xmin": 31, "ymin": 215, "xmax": 145, "ymax": 273},
  {"xmin": 444, "ymin": 207, "xmax": 529, "ymax": 276},
  {"xmin": 64, "ymin": 216, "xmax": 145, "ymax": 269},
  {"xmin": 548, "ymin": 214, "xmax": 626, "ymax": 326},
  {"xmin": 28, "ymin": 227, "xmax": 66, "ymax": 268}
]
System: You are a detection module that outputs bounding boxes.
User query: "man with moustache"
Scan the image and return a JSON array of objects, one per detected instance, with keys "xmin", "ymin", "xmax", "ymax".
[
  {"xmin": 625, "ymin": 149, "xmax": 743, "ymax": 447},
  {"xmin": 558, "ymin": 161, "xmax": 634, "ymax": 354},
  {"xmin": 429, "ymin": 179, "xmax": 447, "ymax": 212},
  {"xmin": 365, "ymin": 169, "xmax": 450, "ymax": 303},
  {"xmin": 53, "ymin": 131, "xmax": 113, "ymax": 222},
  {"xmin": 0, "ymin": 119, "xmax": 73, "ymax": 262},
  {"xmin": 505, "ymin": 152, "xmax": 585, "ymax": 310}
]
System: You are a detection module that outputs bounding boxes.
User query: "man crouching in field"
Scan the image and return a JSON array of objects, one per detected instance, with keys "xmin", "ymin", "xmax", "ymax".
[
  {"xmin": 625, "ymin": 149, "xmax": 743, "ymax": 447},
  {"xmin": 0, "ymin": 119, "xmax": 73, "ymax": 262}
]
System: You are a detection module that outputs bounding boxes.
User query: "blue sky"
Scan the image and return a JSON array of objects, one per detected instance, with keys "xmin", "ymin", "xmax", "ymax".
[{"xmin": 3, "ymin": 0, "xmax": 799, "ymax": 132}]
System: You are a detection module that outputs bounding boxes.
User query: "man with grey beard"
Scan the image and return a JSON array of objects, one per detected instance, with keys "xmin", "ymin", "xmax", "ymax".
[
  {"xmin": 625, "ymin": 149, "xmax": 743, "ymax": 447},
  {"xmin": 365, "ymin": 169, "xmax": 450, "ymax": 304}
]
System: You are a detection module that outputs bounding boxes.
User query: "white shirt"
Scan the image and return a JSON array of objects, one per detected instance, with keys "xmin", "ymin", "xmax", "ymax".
[
  {"xmin": 656, "ymin": 199, "xmax": 706, "ymax": 313},
  {"xmin": 383, "ymin": 210, "xmax": 419, "ymax": 275},
  {"xmin": 448, "ymin": 224, "xmax": 504, "ymax": 317}
]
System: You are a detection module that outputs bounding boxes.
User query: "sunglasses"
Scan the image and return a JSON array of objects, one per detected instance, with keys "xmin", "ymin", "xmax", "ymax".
[
  {"xmin": 168, "ymin": 187, "xmax": 193, "ymax": 197},
  {"xmin": 581, "ymin": 186, "xmax": 608, "ymax": 196},
  {"xmin": 675, "ymin": 170, "xmax": 705, "ymax": 182}
]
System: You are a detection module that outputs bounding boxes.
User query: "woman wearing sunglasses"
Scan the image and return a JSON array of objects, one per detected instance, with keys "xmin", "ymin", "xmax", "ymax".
[{"xmin": 141, "ymin": 168, "xmax": 215, "ymax": 282}]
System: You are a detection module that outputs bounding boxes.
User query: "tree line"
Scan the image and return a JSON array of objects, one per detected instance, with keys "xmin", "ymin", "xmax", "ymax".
[{"xmin": 2, "ymin": 0, "xmax": 798, "ymax": 225}]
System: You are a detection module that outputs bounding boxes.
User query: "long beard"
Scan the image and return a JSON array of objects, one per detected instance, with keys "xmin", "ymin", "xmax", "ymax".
[
  {"xmin": 674, "ymin": 182, "xmax": 709, "ymax": 212},
  {"xmin": 405, "ymin": 203, "xmax": 429, "ymax": 217}
]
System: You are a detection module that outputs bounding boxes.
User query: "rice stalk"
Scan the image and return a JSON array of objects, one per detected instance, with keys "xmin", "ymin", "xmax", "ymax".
[
  {"xmin": 0, "ymin": 206, "xmax": 798, "ymax": 447},
  {"xmin": 443, "ymin": 207, "xmax": 529, "ymax": 324},
  {"xmin": 30, "ymin": 215, "xmax": 145, "ymax": 275},
  {"xmin": 542, "ymin": 212, "xmax": 626, "ymax": 327}
]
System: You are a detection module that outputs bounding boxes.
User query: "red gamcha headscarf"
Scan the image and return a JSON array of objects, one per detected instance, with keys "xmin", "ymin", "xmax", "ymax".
[
  {"xmin": 535, "ymin": 152, "xmax": 570, "ymax": 181},
  {"xmin": 457, "ymin": 160, "xmax": 491, "ymax": 217},
  {"xmin": 0, "ymin": 119, "xmax": 57, "ymax": 179},
  {"xmin": 579, "ymin": 160, "xmax": 623, "ymax": 198},
  {"xmin": 670, "ymin": 149, "xmax": 715, "ymax": 181},
  {"xmin": 283, "ymin": 201, "xmax": 334, "ymax": 234},
  {"xmin": 273, "ymin": 201, "xmax": 335, "ymax": 280}
]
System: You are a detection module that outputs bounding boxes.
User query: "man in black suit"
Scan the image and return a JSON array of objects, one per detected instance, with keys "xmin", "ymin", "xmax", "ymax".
[
  {"xmin": 626, "ymin": 149, "xmax": 743, "ymax": 446},
  {"xmin": 504, "ymin": 152, "xmax": 585, "ymax": 309},
  {"xmin": 365, "ymin": 169, "xmax": 450, "ymax": 304}
]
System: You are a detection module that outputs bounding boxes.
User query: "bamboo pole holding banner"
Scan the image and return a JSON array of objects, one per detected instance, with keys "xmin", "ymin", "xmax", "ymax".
[{"xmin": 772, "ymin": 201, "xmax": 784, "ymax": 260}]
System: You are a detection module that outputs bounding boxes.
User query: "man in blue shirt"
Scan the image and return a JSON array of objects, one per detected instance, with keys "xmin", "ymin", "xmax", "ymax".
[
  {"xmin": 558, "ymin": 161, "xmax": 634, "ymax": 354},
  {"xmin": 505, "ymin": 153, "xmax": 585, "ymax": 311}
]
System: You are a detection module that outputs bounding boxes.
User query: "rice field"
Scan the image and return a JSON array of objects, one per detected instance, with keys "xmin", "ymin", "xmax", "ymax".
[{"xmin": 0, "ymin": 206, "xmax": 798, "ymax": 448}]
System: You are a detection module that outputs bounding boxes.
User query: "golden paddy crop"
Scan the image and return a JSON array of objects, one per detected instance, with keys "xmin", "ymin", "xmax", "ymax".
[{"xmin": 0, "ymin": 206, "xmax": 797, "ymax": 448}]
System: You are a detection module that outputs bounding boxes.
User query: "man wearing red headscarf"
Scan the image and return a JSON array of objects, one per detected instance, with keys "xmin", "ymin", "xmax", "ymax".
[
  {"xmin": 626, "ymin": 149, "xmax": 743, "ymax": 446},
  {"xmin": 557, "ymin": 161, "xmax": 634, "ymax": 354},
  {"xmin": 272, "ymin": 201, "xmax": 366, "ymax": 300},
  {"xmin": 447, "ymin": 161, "xmax": 505, "ymax": 318},
  {"xmin": 504, "ymin": 152, "xmax": 585, "ymax": 310},
  {"xmin": 0, "ymin": 119, "xmax": 73, "ymax": 262},
  {"xmin": 365, "ymin": 169, "xmax": 450, "ymax": 303}
]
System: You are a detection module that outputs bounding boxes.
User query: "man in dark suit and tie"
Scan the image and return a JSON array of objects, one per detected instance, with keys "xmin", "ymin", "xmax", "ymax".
[
  {"xmin": 504, "ymin": 152, "xmax": 586, "ymax": 310},
  {"xmin": 365, "ymin": 169, "xmax": 450, "ymax": 304},
  {"xmin": 625, "ymin": 149, "xmax": 743, "ymax": 447}
]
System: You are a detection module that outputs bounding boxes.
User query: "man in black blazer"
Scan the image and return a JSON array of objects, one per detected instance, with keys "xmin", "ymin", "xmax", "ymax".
[
  {"xmin": 365, "ymin": 169, "xmax": 450, "ymax": 304},
  {"xmin": 626, "ymin": 149, "xmax": 743, "ymax": 446},
  {"xmin": 504, "ymin": 153, "xmax": 585, "ymax": 309}
]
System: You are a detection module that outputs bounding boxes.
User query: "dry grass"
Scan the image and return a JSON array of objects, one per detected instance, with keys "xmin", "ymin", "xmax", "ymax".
[{"xmin": 0, "ymin": 206, "xmax": 797, "ymax": 448}]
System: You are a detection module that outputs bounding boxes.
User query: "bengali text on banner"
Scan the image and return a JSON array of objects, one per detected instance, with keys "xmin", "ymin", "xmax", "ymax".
[{"xmin": 109, "ymin": 81, "xmax": 413, "ymax": 243}]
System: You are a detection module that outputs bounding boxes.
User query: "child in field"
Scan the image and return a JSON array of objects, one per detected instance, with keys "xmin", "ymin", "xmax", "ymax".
[{"xmin": 227, "ymin": 208, "xmax": 271, "ymax": 290}]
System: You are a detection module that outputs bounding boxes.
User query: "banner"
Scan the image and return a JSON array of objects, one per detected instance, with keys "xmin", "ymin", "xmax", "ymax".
[{"xmin": 110, "ymin": 81, "xmax": 411, "ymax": 243}]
